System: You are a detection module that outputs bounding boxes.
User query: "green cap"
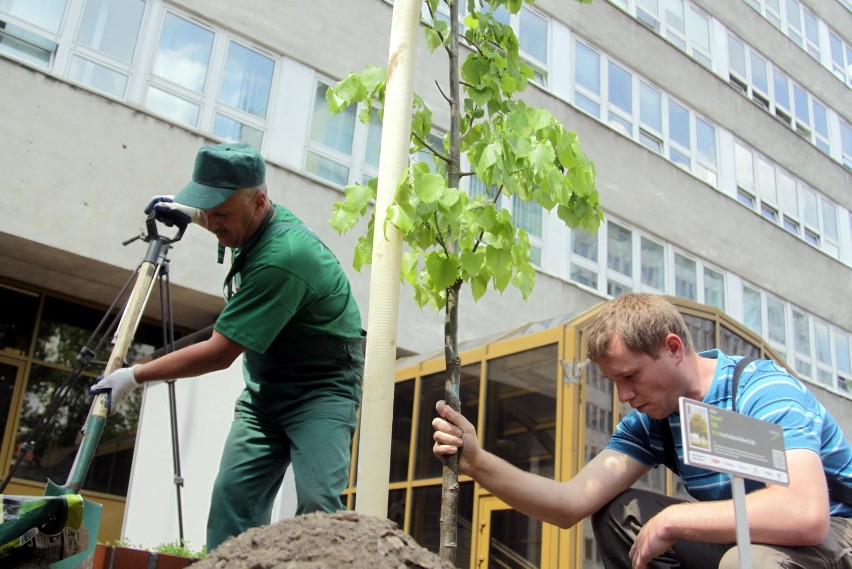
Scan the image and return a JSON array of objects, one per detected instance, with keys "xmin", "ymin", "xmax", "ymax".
[{"xmin": 175, "ymin": 143, "xmax": 266, "ymax": 209}]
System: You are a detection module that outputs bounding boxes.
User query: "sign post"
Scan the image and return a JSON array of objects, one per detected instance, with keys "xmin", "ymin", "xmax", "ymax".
[{"xmin": 678, "ymin": 397, "xmax": 789, "ymax": 569}]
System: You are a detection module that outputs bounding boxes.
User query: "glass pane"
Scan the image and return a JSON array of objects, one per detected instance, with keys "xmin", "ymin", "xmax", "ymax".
[
  {"xmin": 390, "ymin": 380, "xmax": 414, "ymax": 482},
  {"xmin": 801, "ymin": 187, "xmax": 818, "ymax": 228},
  {"xmin": 76, "ymin": 0, "xmax": 144, "ymax": 64},
  {"xmin": 0, "ymin": 285, "xmax": 38, "ymax": 356},
  {"xmin": 668, "ymin": 100, "xmax": 689, "ymax": 148},
  {"xmin": 793, "ymin": 310, "xmax": 810, "ymax": 356},
  {"xmin": 607, "ymin": 223, "xmax": 632, "ymax": 277},
  {"xmin": 387, "ymin": 488, "xmax": 406, "ymax": 530},
  {"xmin": 793, "ymin": 85, "xmax": 809, "ymax": 125},
  {"xmin": 703, "ymin": 267, "xmax": 724, "ymax": 310},
  {"xmin": 756, "ymin": 157, "xmax": 776, "ymax": 203},
  {"xmin": 0, "ymin": 0, "xmax": 66, "ymax": 33},
  {"xmin": 687, "ymin": 7, "xmax": 710, "ymax": 53},
  {"xmin": 0, "ymin": 363, "xmax": 18, "ymax": 446},
  {"xmin": 728, "ymin": 35, "xmax": 746, "ymax": 77},
  {"xmin": 513, "ymin": 195, "xmax": 542, "ymax": 237},
  {"xmin": 410, "ymin": 483, "xmax": 473, "ymax": 563},
  {"xmin": 742, "ymin": 286, "xmax": 762, "ymax": 334},
  {"xmin": 665, "ymin": 0, "xmax": 685, "ymax": 33},
  {"xmin": 821, "ymin": 201, "xmax": 838, "ymax": 241},
  {"xmin": 767, "ymin": 297, "xmax": 786, "ymax": 344},
  {"xmin": 608, "ymin": 61, "xmax": 632, "ymax": 113},
  {"xmin": 639, "ymin": 82, "xmax": 662, "ymax": 132},
  {"xmin": 519, "ymin": 7, "xmax": 547, "ymax": 63},
  {"xmin": 750, "ymin": 52, "xmax": 768, "ymax": 93},
  {"xmin": 640, "ymin": 237, "xmax": 664, "ymax": 290},
  {"xmin": 572, "ymin": 228, "xmax": 597, "ymax": 261},
  {"xmin": 835, "ymin": 332, "xmax": 851, "ymax": 375},
  {"xmin": 0, "ymin": 22, "xmax": 56, "ymax": 67},
  {"xmin": 682, "ymin": 313, "xmax": 715, "ymax": 352},
  {"xmin": 485, "ymin": 345, "xmax": 557, "ymax": 477},
  {"xmin": 489, "ymin": 509, "xmax": 541, "ymax": 568},
  {"xmin": 674, "ymin": 254, "xmax": 696, "ymax": 300},
  {"xmin": 152, "ymin": 12, "xmax": 213, "ymax": 93},
  {"xmin": 695, "ymin": 117, "xmax": 716, "ymax": 164},
  {"xmin": 571, "ymin": 264, "xmax": 598, "ymax": 289},
  {"xmin": 574, "ymin": 41, "xmax": 600, "ymax": 94},
  {"xmin": 218, "ymin": 41, "xmax": 274, "ymax": 118},
  {"xmin": 68, "ymin": 54, "xmax": 128, "ymax": 98},
  {"xmin": 146, "ymin": 85, "xmax": 200, "ymax": 127},
  {"xmin": 309, "ymin": 84, "xmax": 356, "ymax": 154},
  {"xmin": 777, "ymin": 170, "xmax": 797, "ymax": 213},
  {"xmin": 773, "ymin": 71, "xmax": 790, "ymax": 110},
  {"xmin": 363, "ymin": 111, "xmax": 382, "ymax": 168},
  {"xmin": 720, "ymin": 326, "xmax": 760, "ymax": 359},
  {"xmin": 814, "ymin": 322, "xmax": 831, "ymax": 365},
  {"xmin": 812, "ymin": 101, "xmax": 828, "ymax": 139},
  {"xmin": 414, "ymin": 365, "xmax": 480, "ymax": 479},
  {"xmin": 305, "ymin": 150, "xmax": 349, "ymax": 186},
  {"xmin": 734, "ymin": 143, "xmax": 754, "ymax": 190},
  {"xmin": 213, "ymin": 113, "xmax": 264, "ymax": 148}
]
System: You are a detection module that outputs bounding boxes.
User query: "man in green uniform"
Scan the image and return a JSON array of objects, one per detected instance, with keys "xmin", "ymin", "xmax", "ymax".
[{"xmin": 92, "ymin": 143, "xmax": 365, "ymax": 550}]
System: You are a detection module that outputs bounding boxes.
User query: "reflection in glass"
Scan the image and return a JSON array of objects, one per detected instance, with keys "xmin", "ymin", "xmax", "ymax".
[
  {"xmin": 519, "ymin": 7, "xmax": 547, "ymax": 63},
  {"xmin": 682, "ymin": 313, "xmax": 714, "ymax": 352},
  {"xmin": 309, "ymin": 83, "xmax": 356, "ymax": 154},
  {"xmin": 0, "ymin": 363, "xmax": 18, "ymax": 448},
  {"xmin": 390, "ymin": 380, "xmax": 414, "ymax": 482},
  {"xmin": 720, "ymin": 326, "xmax": 759, "ymax": 359},
  {"xmin": 640, "ymin": 237, "xmax": 664, "ymax": 290},
  {"xmin": 146, "ymin": 85, "xmax": 200, "ymax": 127},
  {"xmin": 0, "ymin": 0, "xmax": 67, "ymax": 33},
  {"xmin": 218, "ymin": 40, "xmax": 274, "ymax": 118},
  {"xmin": 0, "ymin": 285, "xmax": 38, "ymax": 356},
  {"xmin": 152, "ymin": 12, "xmax": 213, "ymax": 93},
  {"xmin": 410, "ymin": 483, "xmax": 473, "ymax": 567},
  {"xmin": 76, "ymin": 0, "xmax": 144, "ymax": 64},
  {"xmin": 485, "ymin": 345, "xmax": 556, "ymax": 477},
  {"xmin": 387, "ymin": 488, "xmax": 406, "ymax": 531},
  {"xmin": 674, "ymin": 253, "xmax": 696, "ymax": 300},
  {"xmin": 68, "ymin": 54, "xmax": 128, "ymax": 98},
  {"xmin": 213, "ymin": 113, "xmax": 263, "ymax": 148},
  {"xmin": 488, "ymin": 508, "xmax": 541, "ymax": 568}
]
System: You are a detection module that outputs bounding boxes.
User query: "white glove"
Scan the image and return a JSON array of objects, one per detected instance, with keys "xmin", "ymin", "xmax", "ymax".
[
  {"xmin": 91, "ymin": 366, "xmax": 141, "ymax": 416},
  {"xmin": 144, "ymin": 195, "xmax": 204, "ymax": 227}
]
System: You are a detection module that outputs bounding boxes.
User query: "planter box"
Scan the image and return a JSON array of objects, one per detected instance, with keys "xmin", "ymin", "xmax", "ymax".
[{"xmin": 92, "ymin": 544, "xmax": 198, "ymax": 569}]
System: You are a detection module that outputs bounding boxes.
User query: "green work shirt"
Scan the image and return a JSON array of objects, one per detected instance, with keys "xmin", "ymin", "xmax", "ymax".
[{"xmin": 214, "ymin": 203, "xmax": 363, "ymax": 395}]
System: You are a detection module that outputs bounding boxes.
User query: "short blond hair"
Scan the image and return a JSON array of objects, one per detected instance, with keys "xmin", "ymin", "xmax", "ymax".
[{"xmin": 586, "ymin": 293, "xmax": 693, "ymax": 362}]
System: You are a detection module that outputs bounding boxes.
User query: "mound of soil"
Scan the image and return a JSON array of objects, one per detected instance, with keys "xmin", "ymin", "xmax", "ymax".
[{"xmin": 194, "ymin": 510, "xmax": 456, "ymax": 569}]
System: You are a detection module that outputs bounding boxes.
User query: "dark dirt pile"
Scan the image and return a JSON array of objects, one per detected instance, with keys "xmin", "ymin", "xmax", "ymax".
[{"xmin": 194, "ymin": 510, "xmax": 457, "ymax": 569}]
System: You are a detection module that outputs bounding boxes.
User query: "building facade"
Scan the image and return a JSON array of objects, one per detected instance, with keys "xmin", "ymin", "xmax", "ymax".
[{"xmin": 0, "ymin": 0, "xmax": 849, "ymax": 564}]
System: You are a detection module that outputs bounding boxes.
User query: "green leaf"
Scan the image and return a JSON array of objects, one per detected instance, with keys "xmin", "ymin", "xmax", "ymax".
[{"xmin": 425, "ymin": 251, "xmax": 459, "ymax": 291}]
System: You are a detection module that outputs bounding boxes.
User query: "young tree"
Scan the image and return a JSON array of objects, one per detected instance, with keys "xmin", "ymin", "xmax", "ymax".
[{"xmin": 328, "ymin": 0, "xmax": 600, "ymax": 561}]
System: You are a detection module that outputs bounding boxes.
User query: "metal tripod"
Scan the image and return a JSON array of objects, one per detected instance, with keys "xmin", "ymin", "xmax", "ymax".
[{"xmin": 0, "ymin": 212, "xmax": 189, "ymax": 543}]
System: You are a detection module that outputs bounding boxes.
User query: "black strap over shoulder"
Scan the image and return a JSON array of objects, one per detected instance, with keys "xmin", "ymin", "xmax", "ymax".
[{"xmin": 662, "ymin": 356, "xmax": 754, "ymax": 476}]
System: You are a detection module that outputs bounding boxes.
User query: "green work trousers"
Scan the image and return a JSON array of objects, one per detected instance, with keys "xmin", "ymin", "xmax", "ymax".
[{"xmin": 206, "ymin": 339, "xmax": 362, "ymax": 551}]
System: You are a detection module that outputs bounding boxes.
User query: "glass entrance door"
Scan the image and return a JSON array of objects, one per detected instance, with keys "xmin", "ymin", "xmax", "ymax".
[{"xmin": 476, "ymin": 496, "xmax": 543, "ymax": 569}]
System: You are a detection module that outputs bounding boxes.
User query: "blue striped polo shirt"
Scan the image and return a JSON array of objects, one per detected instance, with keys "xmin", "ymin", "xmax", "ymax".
[{"xmin": 607, "ymin": 350, "xmax": 852, "ymax": 517}]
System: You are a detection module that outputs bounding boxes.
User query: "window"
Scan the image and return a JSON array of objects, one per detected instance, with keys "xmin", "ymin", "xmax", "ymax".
[
  {"xmin": 640, "ymin": 237, "xmax": 665, "ymax": 291},
  {"xmin": 570, "ymin": 228, "xmax": 598, "ymax": 289},
  {"xmin": 703, "ymin": 267, "xmax": 724, "ymax": 310},
  {"xmin": 606, "ymin": 222, "xmax": 633, "ymax": 296},
  {"xmin": 0, "ymin": 0, "xmax": 65, "ymax": 67},
  {"xmin": 639, "ymin": 81, "xmax": 663, "ymax": 153},
  {"xmin": 674, "ymin": 253, "xmax": 696, "ymax": 300},
  {"xmin": 306, "ymin": 82, "xmax": 357, "ymax": 186},
  {"xmin": 742, "ymin": 285, "xmax": 762, "ymax": 334},
  {"xmin": 214, "ymin": 40, "xmax": 275, "ymax": 146},
  {"xmin": 513, "ymin": 195, "xmax": 543, "ymax": 266},
  {"xmin": 607, "ymin": 61, "xmax": 633, "ymax": 136},
  {"xmin": 793, "ymin": 309, "xmax": 812, "ymax": 377},
  {"xmin": 574, "ymin": 40, "xmax": 601, "ymax": 118}
]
